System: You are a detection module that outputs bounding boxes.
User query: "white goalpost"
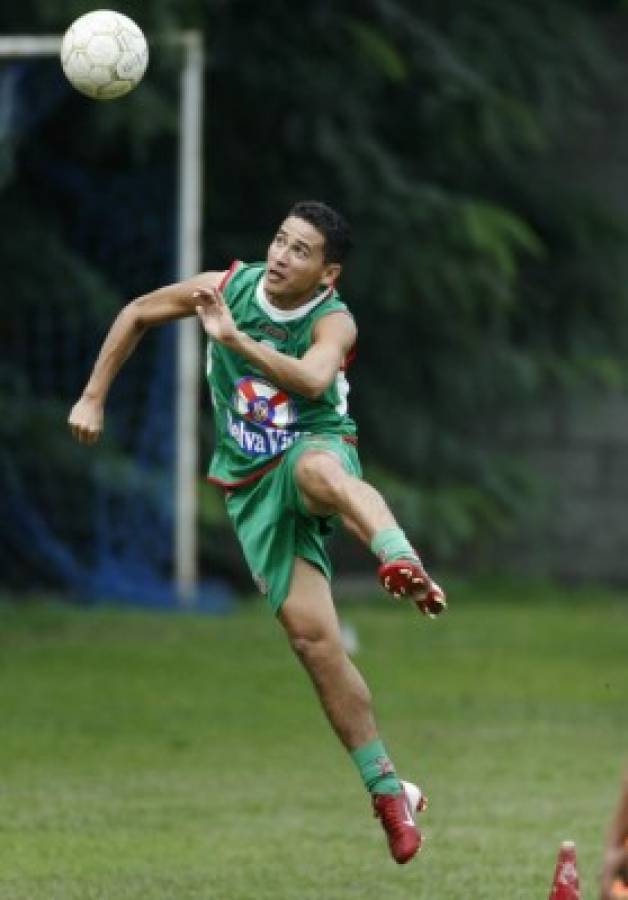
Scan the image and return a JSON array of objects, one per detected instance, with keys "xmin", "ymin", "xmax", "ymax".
[
  {"xmin": 173, "ymin": 31, "xmax": 204, "ymax": 605},
  {"xmin": 0, "ymin": 31, "xmax": 205, "ymax": 605}
]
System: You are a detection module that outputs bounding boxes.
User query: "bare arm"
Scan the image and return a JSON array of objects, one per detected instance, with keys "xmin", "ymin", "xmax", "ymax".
[
  {"xmin": 229, "ymin": 312, "xmax": 356, "ymax": 398},
  {"xmin": 194, "ymin": 286, "xmax": 356, "ymax": 399},
  {"xmin": 68, "ymin": 271, "xmax": 225, "ymax": 444}
]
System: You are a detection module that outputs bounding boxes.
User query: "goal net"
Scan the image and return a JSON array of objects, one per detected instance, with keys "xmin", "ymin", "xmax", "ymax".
[{"xmin": 0, "ymin": 34, "xmax": 231, "ymax": 610}]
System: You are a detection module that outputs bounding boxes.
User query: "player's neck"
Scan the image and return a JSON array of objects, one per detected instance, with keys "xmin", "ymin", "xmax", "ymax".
[{"xmin": 264, "ymin": 284, "xmax": 327, "ymax": 310}]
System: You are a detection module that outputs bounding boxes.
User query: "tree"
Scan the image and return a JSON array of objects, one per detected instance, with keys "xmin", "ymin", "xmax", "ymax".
[{"xmin": 2, "ymin": 0, "xmax": 628, "ymax": 580}]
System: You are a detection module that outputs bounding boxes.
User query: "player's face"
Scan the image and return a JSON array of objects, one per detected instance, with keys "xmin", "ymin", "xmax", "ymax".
[{"xmin": 264, "ymin": 216, "xmax": 341, "ymax": 305}]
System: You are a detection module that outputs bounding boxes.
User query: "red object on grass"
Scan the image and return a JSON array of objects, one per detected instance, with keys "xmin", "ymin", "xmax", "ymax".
[{"xmin": 548, "ymin": 841, "xmax": 580, "ymax": 900}]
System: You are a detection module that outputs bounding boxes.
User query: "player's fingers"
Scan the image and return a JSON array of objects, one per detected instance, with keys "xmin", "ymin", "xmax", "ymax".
[
  {"xmin": 73, "ymin": 427, "xmax": 91, "ymax": 444},
  {"xmin": 68, "ymin": 417, "xmax": 81, "ymax": 440},
  {"xmin": 209, "ymin": 286, "xmax": 226, "ymax": 307},
  {"xmin": 196, "ymin": 286, "xmax": 223, "ymax": 298},
  {"xmin": 68, "ymin": 419, "xmax": 99, "ymax": 445},
  {"xmin": 192, "ymin": 288, "xmax": 215, "ymax": 309},
  {"xmin": 195, "ymin": 304, "xmax": 213, "ymax": 323}
]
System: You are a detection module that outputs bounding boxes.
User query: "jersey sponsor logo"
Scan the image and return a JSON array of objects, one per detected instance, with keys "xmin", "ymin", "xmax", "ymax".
[
  {"xmin": 258, "ymin": 322, "xmax": 289, "ymax": 341},
  {"xmin": 233, "ymin": 376, "xmax": 296, "ymax": 428},
  {"xmin": 227, "ymin": 409, "xmax": 305, "ymax": 457}
]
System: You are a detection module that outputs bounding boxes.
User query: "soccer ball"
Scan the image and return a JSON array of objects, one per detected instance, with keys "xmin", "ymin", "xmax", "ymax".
[{"xmin": 60, "ymin": 10, "xmax": 148, "ymax": 100}]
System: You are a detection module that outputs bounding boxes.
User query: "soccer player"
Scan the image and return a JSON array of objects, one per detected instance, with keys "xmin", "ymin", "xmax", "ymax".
[
  {"xmin": 68, "ymin": 200, "xmax": 446, "ymax": 864},
  {"xmin": 600, "ymin": 772, "xmax": 628, "ymax": 900}
]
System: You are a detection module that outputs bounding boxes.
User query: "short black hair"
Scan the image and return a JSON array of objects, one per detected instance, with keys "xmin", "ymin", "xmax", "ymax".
[{"xmin": 288, "ymin": 200, "xmax": 353, "ymax": 264}]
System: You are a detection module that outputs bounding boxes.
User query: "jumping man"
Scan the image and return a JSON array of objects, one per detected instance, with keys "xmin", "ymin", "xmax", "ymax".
[{"xmin": 68, "ymin": 200, "xmax": 446, "ymax": 864}]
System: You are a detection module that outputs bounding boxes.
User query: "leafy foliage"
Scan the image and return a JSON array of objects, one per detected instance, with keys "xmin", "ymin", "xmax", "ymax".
[{"xmin": 2, "ymin": 0, "xmax": 628, "ymax": 568}]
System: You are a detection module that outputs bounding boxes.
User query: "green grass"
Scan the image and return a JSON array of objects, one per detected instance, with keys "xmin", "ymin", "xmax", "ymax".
[{"xmin": 0, "ymin": 579, "xmax": 625, "ymax": 899}]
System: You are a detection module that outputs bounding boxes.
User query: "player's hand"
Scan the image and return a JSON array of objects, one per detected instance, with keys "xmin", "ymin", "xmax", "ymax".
[
  {"xmin": 68, "ymin": 395, "xmax": 104, "ymax": 445},
  {"xmin": 600, "ymin": 845, "xmax": 628, "ymax": 900},
  {"xmin": 194, "ymin": 287, "xmax": 239, "ymax": 346}
]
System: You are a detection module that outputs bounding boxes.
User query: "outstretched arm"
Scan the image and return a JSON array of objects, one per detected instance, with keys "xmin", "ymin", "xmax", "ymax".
[
  {"xmin": 194, "ymin": 286, "xmax": 356, "ymax": 399},
  {"xmin": 68, "ymin": 271, "xmax": 225, "ymax": 445}
]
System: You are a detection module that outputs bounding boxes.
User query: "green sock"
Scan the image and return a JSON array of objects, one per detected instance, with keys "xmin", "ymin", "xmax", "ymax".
[
  {"xmin": 370, "ymin": 527, "xmax": 418, "ymax": 564},
  {"xmin": 350, "ymin": 738, "xmax": 402, "ymax": 795}
]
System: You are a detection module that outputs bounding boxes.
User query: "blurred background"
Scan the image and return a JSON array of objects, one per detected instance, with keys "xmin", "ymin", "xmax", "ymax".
[
  {"xmin": 0, "ymin": 5, "xmax": 626, "ymax": 900},
  {"xmin": 4, "ymin": 1, "xmax": 628, "ymax": 607}
]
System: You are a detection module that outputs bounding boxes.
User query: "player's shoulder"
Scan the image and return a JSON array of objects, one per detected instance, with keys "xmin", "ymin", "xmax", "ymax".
[
  {"xmin": 312, "ymin": 300, "xmax": 357, "ymax": 350},
  {"xmin": 312, "ymin": 285, "xmax": 354, "ymax": 324},
  {"xmin": 220, "ymin": 260, "xmax": 265, "ymax": 293}
]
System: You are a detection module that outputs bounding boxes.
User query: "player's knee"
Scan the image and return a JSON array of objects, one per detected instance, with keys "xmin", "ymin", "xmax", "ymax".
[
  {"xmin": 289, "ymin": 627, "xmax": 342, "ymax": 672},
  {"xmin": 295, "ymin": 450, "xmax": 347, "ymax": 505}
]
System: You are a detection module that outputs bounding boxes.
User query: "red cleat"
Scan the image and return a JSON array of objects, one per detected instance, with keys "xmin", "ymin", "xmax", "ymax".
[
  {"xmin": 377, "ymin": 556, "xmax": 447, "ymax": 617},
  {"xmin": 373, "ymin": 781, "xmax": 425, "ymax": 865}
]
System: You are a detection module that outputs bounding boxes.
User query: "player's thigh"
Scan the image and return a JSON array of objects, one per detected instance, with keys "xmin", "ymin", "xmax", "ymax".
[
  {"xmin": 293, "ymin": 449, "xmax": 351, "ymax": 517},
  {"xmin": 278, "ymin": 556, "xmax": 341, "ymax": 643}
]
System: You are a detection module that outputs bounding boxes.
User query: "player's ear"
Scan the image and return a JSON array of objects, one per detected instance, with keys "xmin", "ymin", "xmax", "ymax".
[{"xmin": 321, "ymin": 263, "xmax": 342, "ymax": 287}]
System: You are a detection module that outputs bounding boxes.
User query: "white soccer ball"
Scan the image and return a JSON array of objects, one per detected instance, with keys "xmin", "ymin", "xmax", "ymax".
[{"xmin": 60, "ymin": 10, "xmax": 148, "ymax": 100}]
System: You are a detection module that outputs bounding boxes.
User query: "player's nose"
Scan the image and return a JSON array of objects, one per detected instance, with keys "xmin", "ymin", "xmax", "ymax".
[{"xmin": 272, "ymin": 246, "xmax": 289, "ymax": 267}]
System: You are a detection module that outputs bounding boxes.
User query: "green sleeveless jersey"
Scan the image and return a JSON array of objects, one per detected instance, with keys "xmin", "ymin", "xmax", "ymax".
[{"xmin": 206, "ymin": 261, "xmax": 357, "ymax": 487}]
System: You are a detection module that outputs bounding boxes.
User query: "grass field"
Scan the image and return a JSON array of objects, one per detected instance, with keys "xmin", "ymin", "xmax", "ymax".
[{"xmin": 0, "ymin": 578, "xmax": 625, "ymax": 900}]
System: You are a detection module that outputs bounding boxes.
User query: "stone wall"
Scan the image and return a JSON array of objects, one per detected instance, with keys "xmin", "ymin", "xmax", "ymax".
[{"xmin": 499, "ymin": 392, "xmax": 628, "ymax": 581}]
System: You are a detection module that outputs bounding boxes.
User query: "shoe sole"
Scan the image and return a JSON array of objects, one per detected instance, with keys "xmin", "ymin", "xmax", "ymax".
[{"xmin": 378, "ymin": 559, "xmax": 447, "ymax": 617}]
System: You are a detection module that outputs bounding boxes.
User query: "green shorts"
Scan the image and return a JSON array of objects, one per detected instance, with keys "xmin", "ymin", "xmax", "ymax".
[{"xmin": 224, "ymin": 434, "xmax": 361, "ymax": 614}]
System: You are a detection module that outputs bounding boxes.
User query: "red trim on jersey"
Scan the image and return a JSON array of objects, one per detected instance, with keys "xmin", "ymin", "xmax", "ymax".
[
  {"xmin": 207, "ymin": 434, "xmax": 358, "ymax": 490},
  {"xmin": 342, "ymin": 346, "xmax": 357, "ymax": 371},
  {"xmin": 206, "ymin": 455, "xmax": 283, "ymax": 490},
  {"xmin": 218, "ymin": 259, "xmax": 241, "ymax": 292}
]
